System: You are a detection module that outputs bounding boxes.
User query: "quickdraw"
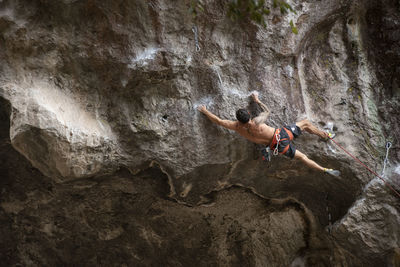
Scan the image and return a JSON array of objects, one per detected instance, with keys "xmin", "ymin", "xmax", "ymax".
[
  {"xmin": 325, "ymin": 193, "xmax": 332, "ymax": 234},
  {"xmin": 216, "ymin": 69, "xmax": 223, "ymax": 87},
  {"xmin": 329, "ymin": 137, "xmax": 400, "ymax": 199},
  {"xmin": 192, "ymin": 25, "xmax": 201, "ymax": 52},
  {"xmin": 273, "ymin": 130, "xmax": 280, "ymax": 155},
  {"xmin": 269, "ymin": 128, "xmax": 294, "ymax": 156},
  {"xmin": 381, "ymin": 141, "xmax": 392, "ymax": 177},
  {"xmin": 261, "ymin": 147, "xmax": 271, "ymax": 162}
]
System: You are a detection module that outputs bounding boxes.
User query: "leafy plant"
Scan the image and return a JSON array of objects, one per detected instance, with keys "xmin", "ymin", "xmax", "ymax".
[
  {"xmin": 188, "ymin": 0, "xmax": 205, "ymax": 19},
  {"xmin": 227, "ymin": 0, "xmax": 271, "ymax": 27},
  {"xmin": 272, "ymin": 0, "xmax": 296, "ymax": 14},
  {"xmin": 289, "ymin": 19, "xmax": 298, "ymax": 34},
  {"xmin": 189, "ymin": 0, "xmax": 298, "ymax": 33}
]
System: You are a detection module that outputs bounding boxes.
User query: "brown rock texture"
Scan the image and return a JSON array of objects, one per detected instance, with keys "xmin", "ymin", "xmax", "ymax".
[{"xmin": 0, "ymin": 0, "xmax": 399, "ymax": 266}]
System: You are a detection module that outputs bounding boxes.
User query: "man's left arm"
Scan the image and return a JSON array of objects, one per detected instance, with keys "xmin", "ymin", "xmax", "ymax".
[
  {"xmin": 251, "ymin": 93, "xmax": 270, "ymax": 124},
  {"xmin": 198, "ymin": 105, "xmax": 236, "ymax": 130}
]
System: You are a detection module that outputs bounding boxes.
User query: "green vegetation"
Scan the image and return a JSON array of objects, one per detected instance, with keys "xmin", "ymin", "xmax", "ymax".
[
  {"xmin": 289, "ymin": 19, "xmax": 298, "ymax": 34},
  {"xmin": 189, "ymin": 0, "xmax": 298, "ymax": 33},
  {"xmin": 188, "ymin": 0, "xmax": 205, "ymax": 19}
]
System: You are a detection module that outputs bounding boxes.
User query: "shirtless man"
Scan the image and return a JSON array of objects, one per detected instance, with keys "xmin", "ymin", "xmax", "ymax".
[{"xmin": 197, "ymin": 93, "xmax": 340, "ymax": 176}]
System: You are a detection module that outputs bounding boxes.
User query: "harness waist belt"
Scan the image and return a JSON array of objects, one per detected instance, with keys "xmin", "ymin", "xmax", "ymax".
[{"xmin": 269, "ymin": 127, "xmax": 294, "ymax": 155}]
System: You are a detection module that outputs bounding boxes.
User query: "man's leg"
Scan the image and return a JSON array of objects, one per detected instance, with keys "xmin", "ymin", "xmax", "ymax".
[
  {"xmin": 296, "ymin": 119, "xmax": 327, "ymax": 139},
  {"xmin": 294, "ymin": 150, "xmax": 341, "ymax": 176},
  {"xmin": 294, "ymin": 150, "xmax": 325, "ymax": 172}
]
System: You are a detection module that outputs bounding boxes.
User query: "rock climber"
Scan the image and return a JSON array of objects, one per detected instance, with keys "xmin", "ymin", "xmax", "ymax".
[{"xmin": 197, "ymin": 93, "xmax": 340, "ymax": 176}]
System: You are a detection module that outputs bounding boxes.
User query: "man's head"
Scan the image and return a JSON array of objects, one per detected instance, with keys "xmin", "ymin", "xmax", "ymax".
[{"xmin": 236, "ymin": 109, "xmax": 250, "ymax": 124}]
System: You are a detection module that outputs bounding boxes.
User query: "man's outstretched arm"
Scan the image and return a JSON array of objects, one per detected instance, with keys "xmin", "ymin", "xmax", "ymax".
[
  {"xmin": 197, "ymin": 105, "xmax": 236, "ymax": 130},
  {"xmin": 252, "ymin": 93, "xmax": 270, "ymax": 124}
]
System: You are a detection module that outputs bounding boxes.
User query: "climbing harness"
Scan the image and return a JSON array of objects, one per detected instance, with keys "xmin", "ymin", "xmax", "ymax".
[
  {"xmin": 269, "ymin": 128, "xmax": 294, "ymax": 156},
  {"xmin": 381, "ymin": 141, "xmax": 392, "ymax": 176},
  {"xmin": 328, "ymin": 137, "xmax": 400, "ymax": 198},
  {"xmin": 192, "ymin": 25, "xmax": 201, "ymax": 52}
]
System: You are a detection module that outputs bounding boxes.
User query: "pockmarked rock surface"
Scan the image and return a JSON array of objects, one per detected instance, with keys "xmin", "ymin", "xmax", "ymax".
[{"xmin": 0, "ymin": 0, "xmax": 399, "ymax": 266}]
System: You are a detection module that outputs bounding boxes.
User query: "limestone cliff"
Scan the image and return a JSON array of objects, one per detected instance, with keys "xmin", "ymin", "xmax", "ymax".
[{"xmin": 0, "ymin": 0, "xmax": 399, "ymax": 266}]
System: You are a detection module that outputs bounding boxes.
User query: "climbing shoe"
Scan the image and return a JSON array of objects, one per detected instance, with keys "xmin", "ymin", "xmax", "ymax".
[
  {"xmin": 324, "ymin": 168, "xmax": 341, "ymax": 176},
  {"xmin": 324, "ymin": 130, "xmax": 336, "ymax": 141}
]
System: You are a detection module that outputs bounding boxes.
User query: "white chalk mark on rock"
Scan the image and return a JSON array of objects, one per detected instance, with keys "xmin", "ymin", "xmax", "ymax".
[{"xmin": 128, "ymin": 47, "xmax": 159, "ymax": 68}]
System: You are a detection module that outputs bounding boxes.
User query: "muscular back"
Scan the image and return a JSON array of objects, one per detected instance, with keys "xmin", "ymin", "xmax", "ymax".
[
  {"xmin": 197, "ymin": 102, "xmax": 275, "ymax": 145},
  {"xmin": 234, "ymin": 121, "xmax": 275, "ymax": 145}
]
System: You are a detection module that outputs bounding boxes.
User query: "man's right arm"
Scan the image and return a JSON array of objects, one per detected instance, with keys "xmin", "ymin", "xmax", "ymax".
[
  {"xmin": 198, "ymin": 105, "xmax": 236, "ymax": 130},
  {"xmin": 252, "ymin": 93, "xmax": 270, "ymax": 124}
]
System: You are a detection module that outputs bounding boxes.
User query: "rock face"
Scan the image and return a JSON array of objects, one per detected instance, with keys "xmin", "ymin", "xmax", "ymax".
[{"xmin": 0, "ymin": 0, "xmax": 399, "ymax": 266}]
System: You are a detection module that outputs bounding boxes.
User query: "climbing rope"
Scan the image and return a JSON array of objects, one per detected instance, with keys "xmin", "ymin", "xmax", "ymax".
[
  {"xmin": 381, "ymin": 141, "xmax": 392, "ymax": 176},
  {"xmin": 192, "ymin": 25, "xmax": 201, "ymax": 52},
  {"xmin": 328, "ymin": 137, "xmax": 400, "ymax": 198}
]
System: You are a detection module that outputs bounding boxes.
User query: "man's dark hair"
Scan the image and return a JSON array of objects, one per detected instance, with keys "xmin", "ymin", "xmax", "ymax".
[{"xmin": 236, "ymin": 109, "xmax": 250, "ymax": 123}]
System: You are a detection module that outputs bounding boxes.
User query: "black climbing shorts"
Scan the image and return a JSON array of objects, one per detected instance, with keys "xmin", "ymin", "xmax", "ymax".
[{"xmin": 279, "ymin": 124, "xmax": 302, "ymax": 159}]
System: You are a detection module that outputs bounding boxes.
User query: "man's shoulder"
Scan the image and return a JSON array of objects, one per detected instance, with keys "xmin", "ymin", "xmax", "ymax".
[
  {"xmin": 258, "ymin": 122, "xmax": 273, "ymax": 128},
  {"xmin": 232, "ymin": 121, "xmax": 240, "ymax": 130}
]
